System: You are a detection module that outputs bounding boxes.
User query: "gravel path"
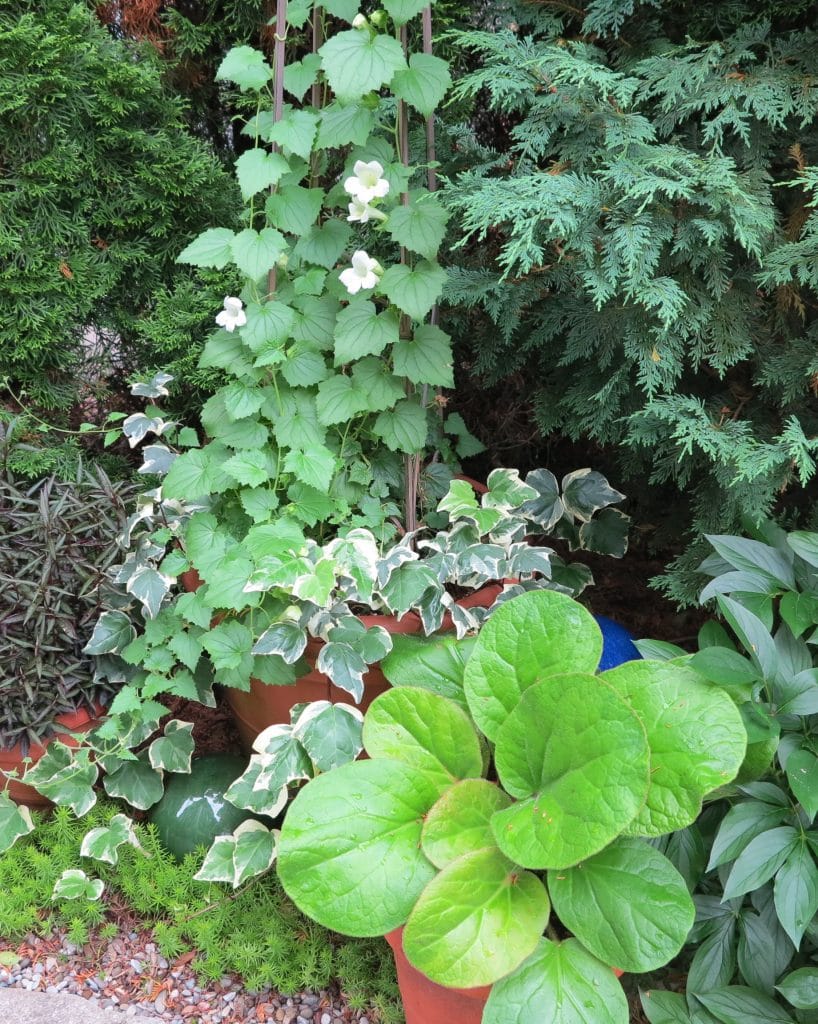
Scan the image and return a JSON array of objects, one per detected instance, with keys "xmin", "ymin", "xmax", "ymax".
[{"xmin": 0, "ymin": 928, "xmax": 380, "ymax": 1024}]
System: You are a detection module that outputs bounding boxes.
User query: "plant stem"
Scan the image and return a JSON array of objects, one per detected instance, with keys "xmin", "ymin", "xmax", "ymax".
[{"xmin": 267, "ymin": 0, "xmax": 287, "ymax": 299}]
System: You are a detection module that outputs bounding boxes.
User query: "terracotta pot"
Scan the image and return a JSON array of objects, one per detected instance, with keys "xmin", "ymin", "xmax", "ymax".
[
  {"xmin": 226, "ymin": 586, "xmax": 503, "ymax": 749},
  {"xmin": 0, "ymin": 704, "xmax": 105, "ymax": 808},
  {"xmin": 385, "ymin": 928, "xmax": 492, "ymax": 1024},
  {"xmin": 385, "ymin": 928, "xmax": 624, "ymax": 1024}
]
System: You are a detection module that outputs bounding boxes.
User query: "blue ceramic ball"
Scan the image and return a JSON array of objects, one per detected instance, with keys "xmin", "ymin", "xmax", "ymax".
[{"xmin": 593, "ymin": 614, "xmax": 642, "ymax": 672}]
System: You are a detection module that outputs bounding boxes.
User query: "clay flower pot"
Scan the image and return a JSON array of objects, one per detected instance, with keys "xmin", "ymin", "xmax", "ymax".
[
  {"xmin": 0, "ymin": 704, "xmax": 105, "ymax": 808},
  {"xmin": 385, "ymin": 927, "xmax": 625, "ymax": 1024}
]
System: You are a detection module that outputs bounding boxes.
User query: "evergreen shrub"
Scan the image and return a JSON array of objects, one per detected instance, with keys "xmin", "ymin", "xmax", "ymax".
[{"xmin": 442, "ymin": 0, "xmax": 818, "ymax": 601}]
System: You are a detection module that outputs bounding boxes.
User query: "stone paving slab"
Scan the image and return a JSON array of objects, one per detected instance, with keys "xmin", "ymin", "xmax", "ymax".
[{"xmin": 0, "ymin": 989, "xmax": 146, "ymax": 1023}]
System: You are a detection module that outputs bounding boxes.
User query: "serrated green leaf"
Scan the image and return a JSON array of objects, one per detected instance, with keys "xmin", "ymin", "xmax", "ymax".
[
  {"xmin": 235, "ymin": 149, "xmax": 290, "ymax": 199},
  {"xmin": 177, "ymin": 228, "xmax": 236, "ymax": 269},
  {"xmin": 216, "ymin": 46, "xmax": 272, "ymax": 91},
  {"xmin": 284, "ymin": 53, "xmax": 322, "ymax": 101},
  {"xmin": 266, "ymin": 185, "xmax": 324, "ymax": 235},
  {"xmin": 315, "ymin": 101, "xmax": 375, "ymax": 149},
  {"xmin": 319, "ymin": 30, "xmax": 407, "ymax": 103},
  {"xmin": 379, "ymin": 261, "xmax": 447, "ymax": 320},
  {"xmin": 293, "ymin": 220, "xmax": 352, "ymax": 269},
  {"xmin": 283, "ymin": 444, "xmax": 338, "ymax": 490},
  {"xmin": 267, "ymin": 109, "xmax": 319, "ymax": 159},
  {"xmin": 387, "ymin": 194, "xmax": 449, "ymax": 260},
  {"xmin": 392, "ymin": 52, "xmax": 452, "ymax": 116},
  {"xmin": 372, "ymin": 398, "xmax": 427, "ymax": 453},
  {"xmin": 223, "ymin": 449, "xmax": 273, "ymax": 488},
  {"xmin": 334, "ymin": 299, "xmax": 400, "ymax": 364},
  {"xmin": 316, "ymin": 375, "xmax": 368, "ymax": 425},
  {"xmin": 392, "ymin": 323, "xmax": 453, "ymax": 387},
  {"xmin": 202, "ymin": 621, "xmax": 253, "ymax": 671},
  {"xmin": 231, "ymin": 227, "xmax": 287, "ymax": 279}
]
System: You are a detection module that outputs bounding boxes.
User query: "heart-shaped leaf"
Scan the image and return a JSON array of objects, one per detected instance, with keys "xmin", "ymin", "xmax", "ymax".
[
  {"xmin": 548, "ymin": 838, "xmax": 695, "ymax": 972},
  {"xmin": 491, "ymin": 674, "xmax": 649, "ymax": 868},
  {"xmin": 278, "ymin": 759, "xmax": 442, "ymax": 936},
  {"xmin": 403, "ymin": 847, "xmax": 550, "ymax": 987},
  {"xmin": 464, "ymin": 590, "xmax": 603, "ymax": 741}
]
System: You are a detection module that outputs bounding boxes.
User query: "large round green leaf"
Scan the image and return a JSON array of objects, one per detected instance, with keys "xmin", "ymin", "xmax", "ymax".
[
  {"xmin": 491, "ymin": 675, "xmax": 649, "ymax": 868},
  {"xmin": 277, "ymin": 759, "xmax": 440, "ymax": 936},
  {"xmin": 483, "ymin": 938, "xmax": 628, "ymax": 1024},
  {"xmin": 402, "ymin": 847, "xmax": 550, "ymax": 987},
  {"xmin": 601, "ymin": 660, "xmax": 746, "ymax": 835},
  {"xmin": 464, "ymin": 590, "xmax": 602, "ymax": 741},
  {"xmin": 363, "ymin": 687, "xmax": 483, "ymax": 787},
  {"xmin": 548, "ymin": 838, "xmax": 695, "ymax": 972},
  {"xmin": 422, "ymin": 779, "xmax": 512, "ymax": 869}
]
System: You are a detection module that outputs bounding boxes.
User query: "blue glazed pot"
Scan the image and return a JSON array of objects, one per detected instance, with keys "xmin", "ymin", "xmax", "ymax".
[{"xmin": 593, "ymin": 614, "xmax": 642, "ymax": 672}]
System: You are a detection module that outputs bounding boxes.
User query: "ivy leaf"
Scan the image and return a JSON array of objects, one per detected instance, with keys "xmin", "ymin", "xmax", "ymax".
[
  {"xmin": 392, "ymin": 53, "xmax": 452, "ymax": 117},
  {"xmin": 80, "ymin": 814, "xmax": 142, "ymax": 866},
  {"xmin": 316, "ymin": 642, "xmax": 368, "ymax": 702},
  {"xmin": 216, "ymin": 46, "xmax": 273, "ymax": 92},
  {"xmin": 52, "ymin": 869, "xmax": 104, "ymax": 902},
  {"xmin": 334, "ymin": 299, "xmax": 400, "ymax": 363},
  {"xmin": 292, "ymin": 701, "xmax": 364, "ymax": 771},
  {"xmin": 379, "ymin": 261, "xmax": 447, "ymax": 320},
  {"xmin": 231, "ymin": 227, "xmax": 287, "ymax": 279},
  {"xmin": 103, "ymin": 757, "xmax": 164, "ymax": 811},
  {"xmin": 253, "ymin": 622, "xmax": 307, "ymax": 663},
  {"xmin": 319, "ymin": 30, "xmax": 407, "ymax": 103},
  {"xmin": 177, "ymin": 228, "xmax": 236, "ymax": 269},
  {"xmin": 373, "ymin": 398, "xmax": 428, "ymax": 453},
  {"xmin": 24, "ymin": 745, "xmax": 98, "ymax": 817},
  {"xmin": 148, "ymin": 721, "xmax": 195, "ymax": 774},
  {"xmin": 194, "ymin": 821, "xmax": 278, "ymax": 888},
  {"xmin": 316, "ymin": 102, "xmax": 374, "ymax": 148},
  {"xmin": 265, "ymin": 185, "xmax": 324, "ymax": 235},
  {"xmin": 392, "ymin": 324, "xmax": 453, "ymax": 387},
  {"xmin": 283, "ymin": 444, "xmax": 338, "ymax": 491},
  {"xmin": 387, "ymin": 195, "xmax": 449, "ymax": 260},
  {"xmin": 83, "ymin": 611, "xmax": 135, "ymax": 655},
  {"xmin": 0, "ymin": 795, "xmax": 34, "ymax": 854},
  {"xmin": 126, "ymin": 566, "xmax": 172, "ymax": 620}
]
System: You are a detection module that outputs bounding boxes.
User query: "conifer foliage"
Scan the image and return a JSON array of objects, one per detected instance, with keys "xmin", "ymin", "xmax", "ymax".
[{"xmin": 444, "ymin": 0, "xmax": 818, "ymax": 600}]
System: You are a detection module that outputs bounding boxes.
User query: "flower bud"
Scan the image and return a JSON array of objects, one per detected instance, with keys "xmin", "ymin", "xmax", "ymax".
[{"xmin": 352, "ymin": 12, "xmax": 368, "ymax": 28}]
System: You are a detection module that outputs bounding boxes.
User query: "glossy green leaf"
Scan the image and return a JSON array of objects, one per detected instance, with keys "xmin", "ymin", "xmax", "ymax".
[
  {"xmin": 463, "ymin": 589, "xmax": 603, "ymax": 741},
  {"xmin": 483, "ymin": 938, "xmax": 629, "ymax": 1024},
  {"xmin": 492, "ymin": 675, "xmax": 649, "ymax": 868},
  {"xmin": 786, "ymin": 749, "xmax": 818, "ymax": 818},
  {"xmin": 777, "ymin": 968, "xmax": 818, "ymax": 1009},
  {"xmin": 422, "ymin": 779, "xmax": 512, "ymax": 868},
  {"xmin": 601, "ymin": 660, "xmax": 746, "ymax": 835},
  {"xmin": 774, "ymin": 841, "xmax": 818, "ymax": 948},
  {"xmin": 404, "ymin": 847, "xmax": 550, "ymax": 987},
  {"xmin": 697, "ymin": 986, "xmax": 794, "ymax": 1024},
  {"xmin": 723, "ymin": 827, "xmax": 800, "ymax": 899},
  {"xmin": 381, "ymin": 633, "xmax": 475, "ymax": 709},
  {"xmin": 363, "ymin": 687, "xmax": 483, "ymax": 787},
  {"xmin": 231, "ymin": 227, "xmax": 287, "ymax": 279},
  {"xmin": 548, "ymin": 838, "xmax": 694, "ymax": 972},
  {"xmin": 278, "ymin": 759, "xmax": 441, "ymax": 935}
]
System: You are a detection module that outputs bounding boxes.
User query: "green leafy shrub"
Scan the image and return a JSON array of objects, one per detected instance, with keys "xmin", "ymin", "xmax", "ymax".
[
  {"xmin": 0, "ymin": 0, "xmax": 238, "ymax": 413},
  {"xmin": 0, "ymin": 458, "xmax": 137, "ymax": 752},
  {"xmin": 640, "ymin": 523, "xmax": 818, "ymax": 1022},
  {"xmin": 0, "ymin": 801, "xmax": 400, "ymax": 1016},
  {"xmin": 441, "ymin": 0, "xmax": 818, "ymax": 602}
]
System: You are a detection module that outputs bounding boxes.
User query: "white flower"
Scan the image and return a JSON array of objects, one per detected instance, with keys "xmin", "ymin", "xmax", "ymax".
[
  {"xmin": 339, "ymin": 250, "xmax": 383, "ymax": 294},
  {"xmin": 215, "ymin": 296, "xmax": 246, "ymax": 332},
  {"xmin": 347, "ymin": 196, "xmax": 388, "ymax": 224},
  {"xmin": 343, "ymin": 160, "xmax": 390, "ymax": 203}
]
